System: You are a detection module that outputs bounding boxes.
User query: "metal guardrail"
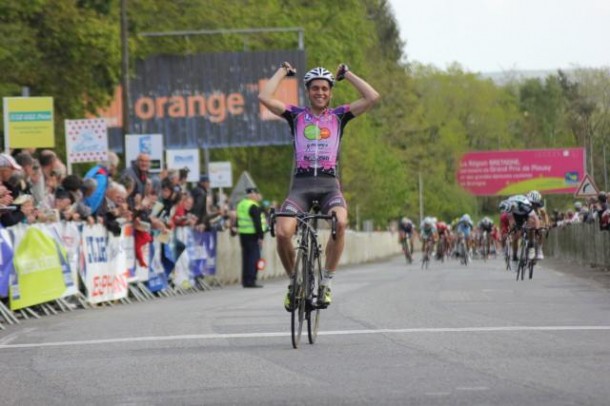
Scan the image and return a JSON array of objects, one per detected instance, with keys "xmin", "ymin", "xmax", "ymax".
[{"xmin": 546, "ymin": 222, "xmax": 610, "ymax": 268}]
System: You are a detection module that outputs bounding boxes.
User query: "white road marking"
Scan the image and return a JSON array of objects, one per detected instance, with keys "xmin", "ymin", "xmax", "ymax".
[
  {"xmin": 0, "ymin": 328, "xmax": 36, "ymax": 345},
  {"xmin": 0, "ymin": 325, "xmax": 608, "ymax": 350},
  {"xmin": 455, "ymin": 386, "xmax": 490, "ymax": 391}
]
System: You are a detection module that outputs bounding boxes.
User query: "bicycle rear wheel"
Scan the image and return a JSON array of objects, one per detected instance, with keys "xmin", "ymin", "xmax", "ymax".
[
  {"xmin": 504, "ymin": 242, "xmax": 512, "ymax": 271},
  {"xmin": 516, "ymin": 243, "xmax": 526, "ymax": 281},
  {"xmin": 403, "ymin": 237, "xmax": 413, "ymax": 264},
  {"xmin": 291, "ymin": 248, "xmax": 307, "ymax": 349},
  {"xmin": 462, "ymin": 242, "xmax": 469, "ymax": 266},
  {"xmin": 307, "ymin": 244, "xmax": 322, "ymax": 345},
  {"xmin": 421, "ymin": 242, "xmax": 430, "ymax": 269},
  {"xmin": 528, "ymin": 260, "xmax": 535, "ymax": 279}
]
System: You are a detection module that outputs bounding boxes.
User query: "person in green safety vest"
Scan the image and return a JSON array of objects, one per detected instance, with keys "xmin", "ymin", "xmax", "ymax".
[{"xmin": 236, "ymin": 187, "xmax": 265, "ymax": 288}]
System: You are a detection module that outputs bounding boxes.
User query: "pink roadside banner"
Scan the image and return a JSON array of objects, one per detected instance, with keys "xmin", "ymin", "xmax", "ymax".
[{"xmin": 456, "ymin": 148, "xmax": 585, "ymax": 196}]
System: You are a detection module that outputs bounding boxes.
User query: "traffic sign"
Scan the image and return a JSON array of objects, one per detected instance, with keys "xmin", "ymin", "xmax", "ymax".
[{"xmin": 574, "ymin": 173, "xmax": 599, "ymax": 198}]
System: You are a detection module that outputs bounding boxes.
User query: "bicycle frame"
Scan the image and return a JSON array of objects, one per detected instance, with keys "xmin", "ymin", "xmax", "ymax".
[
  {"xmin": 515, "ymin": 224, "xmax": 536, "ymax": 281},
  {"xmin": 456, "ymin": 233, "xmax": 469, "ymax": 266},
  {"xmin": 270, "ymin": 207, "xmax": 337, "ymax": 348},
  {"xmin": 401, "ymin": 234, "xmax": 413, "ymax": 264}
]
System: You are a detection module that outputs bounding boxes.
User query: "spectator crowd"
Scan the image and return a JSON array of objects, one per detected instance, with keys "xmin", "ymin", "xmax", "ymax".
[
  {"xmin": 551, "ymin": 192, "xmax": 610, "ymax": 231},
  {"xmin": 0, "ymin": 149, "xmax": 233, "ymax": 243}
]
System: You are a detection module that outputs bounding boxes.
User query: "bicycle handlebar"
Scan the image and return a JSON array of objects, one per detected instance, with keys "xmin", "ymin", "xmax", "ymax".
[{"xmin": 269, "ymin": 209, "xmax": 338, "ymax": 240}]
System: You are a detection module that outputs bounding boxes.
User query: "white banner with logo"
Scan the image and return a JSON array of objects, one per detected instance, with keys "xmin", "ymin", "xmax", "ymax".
[
  {"xmin": 81, "ymin": 224, "xmax": 128, "ymax": 304},
  {"xmin": 65, "ymin": 118, "xmax": 108, "ymax": 164}
]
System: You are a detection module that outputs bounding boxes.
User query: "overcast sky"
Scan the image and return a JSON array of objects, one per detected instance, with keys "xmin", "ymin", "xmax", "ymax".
[{"xmin": 388, "ymin": 0, "xmax": 610, "ymax": 73}]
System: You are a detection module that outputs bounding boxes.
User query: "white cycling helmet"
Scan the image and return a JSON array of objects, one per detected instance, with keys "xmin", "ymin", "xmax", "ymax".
[
  {"xmin": 526, "ymin": 190, "xmax": 542, "ymax": 205},
  {"xmin": 510, "ymin": 194, "xmax": 531, "ymax": 205},
  {"xmin": 460, "ymin": 214, "xmax": 472, "ymax": 223},
  {"xmin": 422, "ymin": 217, "xmax": 434, "ymax": 229},
  {"xmin": 499, "ymin": 200, "xmax": 513, "ymax": 213},
  {"xmin": 303, "ymin": 67, "xmax": 335, "ymax": 88}
]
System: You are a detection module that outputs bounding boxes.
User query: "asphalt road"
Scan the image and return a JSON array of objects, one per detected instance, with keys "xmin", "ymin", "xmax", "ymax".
[{"xmin": 1, "ymin": 253, "xmax": 609, "ymax": 406}]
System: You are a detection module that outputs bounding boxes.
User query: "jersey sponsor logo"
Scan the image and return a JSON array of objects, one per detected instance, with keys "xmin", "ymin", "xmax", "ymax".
[
  {"xmin": 306, "ymin": 142, "xmax": 329, "ymax": 150},
  {"xmin": 303, "ymin": 124, "xmax": 330, "ymax": 140},
  {"xmin": 303, "ymin": 155, "xmax": 330, "ymax": 162}
]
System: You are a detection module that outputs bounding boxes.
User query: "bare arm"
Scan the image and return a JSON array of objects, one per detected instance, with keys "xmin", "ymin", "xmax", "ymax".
[
  {"xmin": 339, "ymin": 66, "xmax": 380, "ymax": 116},
  {"xmin": 258, "ymin": 62, "xmax": 294, "ymax": 117}
]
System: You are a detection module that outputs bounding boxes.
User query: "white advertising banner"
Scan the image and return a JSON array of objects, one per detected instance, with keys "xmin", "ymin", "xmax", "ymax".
[
  {"xmin": 209, "ymin": 161, "xmax": 232, "ymax": 188},
  {"xmin": 82, "ymin": 224, "xmax": 128, "ymax": 304},
  {"xmin": 166, "ymin": 149, "xmax": 200, "ymax": 182},
  {"xmin": 65, "ymin": 118, "xmax": 108, "ymax": 164},
  {"xmin": 125, "ymin": 134, "xmax": 164, "ymax": 172}
]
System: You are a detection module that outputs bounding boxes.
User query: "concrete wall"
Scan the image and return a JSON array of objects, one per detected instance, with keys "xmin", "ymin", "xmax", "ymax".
[
  {"xmin": 546, "ymin": 222, "xmax": 610, "ymax": 269},
  {"xmin": 214, "ymin": 230, "xmax": 402, "ymax": 284}
]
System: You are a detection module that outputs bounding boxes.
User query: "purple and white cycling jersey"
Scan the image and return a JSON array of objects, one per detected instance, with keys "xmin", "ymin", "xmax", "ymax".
[{"xmin": 281, "ymin": 104, "xmax": 355, "ymax": 177}]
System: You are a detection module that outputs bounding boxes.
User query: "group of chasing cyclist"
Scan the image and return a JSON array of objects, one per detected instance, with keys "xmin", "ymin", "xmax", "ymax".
[{"xmin": 397, "ymin": 190, "xmax": 550, "ymax": 265}]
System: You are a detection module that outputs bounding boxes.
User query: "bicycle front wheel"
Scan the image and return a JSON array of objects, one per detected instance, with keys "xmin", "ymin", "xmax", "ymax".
[
  {"xmin": 291, "ymin": 248, "xmax": 307, "ymax": 349},
  {"xmin": 307, "ymin": 245, "xmax": 322, "ymax": 345}
]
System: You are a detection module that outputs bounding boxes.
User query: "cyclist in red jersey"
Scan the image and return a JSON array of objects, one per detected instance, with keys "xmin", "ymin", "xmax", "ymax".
[
  {"xmin": 435, "ymin": 221, "xmax": 450, "ymax": 259},
  {"xmin": 499, "ymin": 211, "xmax": 511, "ymax": 252},
  {"xmin": 258, "ymin": 62, "xmax": 379, "ymax": 310}
]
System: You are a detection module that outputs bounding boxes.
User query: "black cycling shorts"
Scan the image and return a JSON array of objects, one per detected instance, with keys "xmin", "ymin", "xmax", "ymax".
[
  {"xmin": 480, "ymin": 224, "xmax": 493, "ymax": 233},
  {"xmin": 280, "ymin": 176, "xmax": 346, "ymax": 214},
  {"xmin": 513, "ymin": 213, "xmax": 528, "ymax": 229}
]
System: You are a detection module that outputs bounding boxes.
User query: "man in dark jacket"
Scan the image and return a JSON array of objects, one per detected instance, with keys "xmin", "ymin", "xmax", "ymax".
[
  {"xmin": 191, "ymin": 174, "xmax": 218, "ymax": 229},
  {"xmin": 0, "ymin": 154, "xmax": 25, "ymax": 226}
]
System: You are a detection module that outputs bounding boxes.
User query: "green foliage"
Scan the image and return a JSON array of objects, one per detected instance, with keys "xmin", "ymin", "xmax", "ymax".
[
  {"xmin": 1, "ymin": 0, "xmax": 608, "ymax": 227},
  {"xmin": 0, "ymin": 0, "xmax": 120, "ymax": 159}
]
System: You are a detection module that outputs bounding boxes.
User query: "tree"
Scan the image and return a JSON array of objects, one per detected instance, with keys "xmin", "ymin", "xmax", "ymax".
[{"xmin": 0, "ymin": 0, "xmax": 120, "ymax": 157}]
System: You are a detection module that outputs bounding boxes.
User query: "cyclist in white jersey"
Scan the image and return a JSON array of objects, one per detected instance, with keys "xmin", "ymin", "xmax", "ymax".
[{"xmin": 258, "ymin": 62, "xmax": 379, "ymax": 310}]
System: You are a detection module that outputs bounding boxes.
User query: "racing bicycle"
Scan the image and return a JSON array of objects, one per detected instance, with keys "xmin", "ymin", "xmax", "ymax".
[
  {"xmin": 270, "ymin": 203, "xmax": 337, "ymax": 349},
  {"xmin": 401, "ymin": 234, "xmax": 413, "ymax": 264},
  {"xmin": 503, "ymin": 232, "xmax": 513, "ymax": 272},
  {"xmin": 515, "ymin": 225, "xmax": 536, "ymax": 281},
  {"xmin": 421, "ymin": 236, "xmax": 434, "ymax": 269},
  {"xmin": 455, "ymin": 233, "xmax": 469, "ymax": 266}
]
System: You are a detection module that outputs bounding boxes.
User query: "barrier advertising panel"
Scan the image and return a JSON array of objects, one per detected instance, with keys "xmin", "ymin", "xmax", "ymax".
[
  {"xmin": 3, "ymin": 97, "xmax": 55, "ymax": 149},
  {"xmin": 81, "ymin": 224, "xmax": 129, "ymax": 304},
  {"xmin": 65, "ymin": 118, "xmax": 108, "ymax": 164},
  {"xmin": 10, "ymin": 226, "xmax": 73, "ymax": 310},
  {"xmin": 97, "ymin": 50, "xmax": 305, "ymax": 151},
  {"xmin": 0, "ymin": 228, "xmax": 14, "ymax": 298},
  {"xmin": 457, "ymin": 148, "xmax": 585, "ymax": 196}
]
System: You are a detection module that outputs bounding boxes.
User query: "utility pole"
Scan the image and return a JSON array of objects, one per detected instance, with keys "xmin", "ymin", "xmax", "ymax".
[
  {"xmin": 418, "ymin": 171, "xmax": 424, "ymax": 225},
  {"xmin": 120, "ymin": 0, "xmax": 130, "ymax": 136},
  {"xmin": 602, "ymin": 142, "xmax": 608, "ymax": 192}
]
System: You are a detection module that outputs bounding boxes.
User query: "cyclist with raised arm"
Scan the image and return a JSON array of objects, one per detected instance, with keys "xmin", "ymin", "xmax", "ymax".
[{"xmin": 258, "ymin": 62, "xmax": 380, "ymax": 311}]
